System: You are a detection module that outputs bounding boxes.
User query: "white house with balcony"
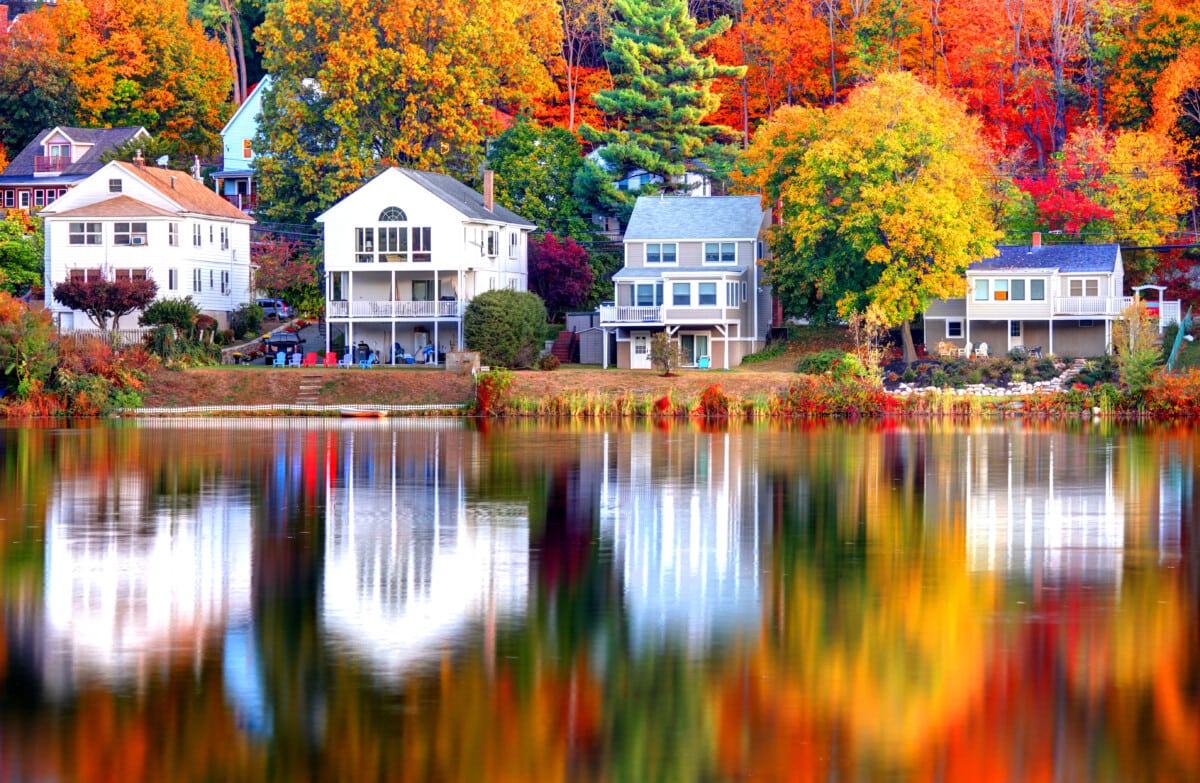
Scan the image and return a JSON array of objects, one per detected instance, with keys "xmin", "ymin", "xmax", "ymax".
[
  {"xmin": 601, "ymin": 195, "xmax": 770, "ymax": 369},
  {"xmin": 39, "ymin": 159, "xmax": 255, "ymax": 330},
  {"xmin": 317, "ymin": 168, "xmax": 535, "ymax": 363},
  {"xmin": 923, "ymin": 239, "xmax": 1181, "ymax": 358}
]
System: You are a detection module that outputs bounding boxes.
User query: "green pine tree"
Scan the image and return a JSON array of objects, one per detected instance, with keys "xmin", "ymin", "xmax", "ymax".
[{"xmin": 581, "ymin": 0, "xmax": 744, "ymax": 194}]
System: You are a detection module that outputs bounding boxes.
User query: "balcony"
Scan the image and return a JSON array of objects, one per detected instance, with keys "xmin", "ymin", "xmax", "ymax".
[
  {"xmin": 599, "ymin": 304, "xmax": 664, "ymax": 325},
  {"xmin": 222, "ymin": 193, "xmax": 257, "ymax": 213},
  {"xmin": 1053, "ymin": 296, "xmax": 1126, "ymax": 316},
  {"xmin": 33, "ymin": 155, "xmax": 68, "ymax": 174},
  {"xmin": 328, "ymin": 299, "xmax": 460, "ymax": 319}
]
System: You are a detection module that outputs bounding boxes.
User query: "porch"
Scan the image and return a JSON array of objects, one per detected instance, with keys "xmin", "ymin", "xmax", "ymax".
[{"xmin": 327, "ymin": 299, "xmax": 461, "ymax": 319}]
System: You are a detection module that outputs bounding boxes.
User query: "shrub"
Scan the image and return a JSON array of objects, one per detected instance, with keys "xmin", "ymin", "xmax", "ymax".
[
  {"xmin": 0, "ymin": 293, "xmax": 57, "ymax": 399},
  {"xmin": 967, "ymin": 368, "xmax": 983, "ymax": 384},
  {"xmin": 140, "ymin": 297, "xmax": 200, "ymax": 330},
  {"xmin": 649, "ymin": 332, "xmax": 684, "ymax": 376},
  {"xmin": 539, "ymin": 353, "xmax": 560, "ymax": 371},
  {"xmin": 228, "ymin": 302, "xmax": 264, "ymax": 338},
  {"xmin": 464, "ymin": 289, "xmax": 547, "ymax": 368},
  {"xmin": 195, "ymin": 314, "xmax": 218, "ymax": 334},
  {"xmin": 474, "ymin": 368, "xmax": 514, "ymax": 415},
  {"xmin": 901, "ymin": 367, "xmax": 916, "ymax": 383},
  {"xmin": 930, "ymin": 368, "xmax": 949, "ymax": 387},
  {"xmin": 796, "ymin": 349, "xmax": 850, "ymax": 375},
  {"xmin": 697, "ymin": 384, "xmax": 730, "ymax": 417},
  {"xmin": 741, "ymin": 339, "xmax": 788, "ymax": 364}
]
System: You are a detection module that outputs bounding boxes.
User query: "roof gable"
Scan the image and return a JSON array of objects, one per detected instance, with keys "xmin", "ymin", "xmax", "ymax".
[
  {"xmin": 624, "ymin": 196, "xmax": 765, "ymax": 241},
  {"xmin": 220, "ymin": 75, "xmax": 273, "ymax": 136},
  {"xmin": 969, "ymin": 244, "xmax": 1120, "ymax": 274},
  {"xmin": 41, "ymin": 160, "xmax": 253, "ymax": 222},
  {"xmin": 1, "ymin": 126, "xmax": 150, "ymax": 179}
]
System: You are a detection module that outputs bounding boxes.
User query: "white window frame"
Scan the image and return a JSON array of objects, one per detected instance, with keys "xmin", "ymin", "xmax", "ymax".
[
  {"xmin": 672, "ymin": 281, "xmax": 691, "ymax": 306},
  {"xmin": 411, "ymin": 227, "xmax": 432, "ymax": 262},
  {"xmin": 1030, "ymin": 279, "xmax": 1046, "ymax": 301},
  {"xmin": 679, "ymin": 332, "xmax": 710, "ymax": 365},
  {"xmin": 485, "ymin": 229, "xmax": 498, "ymax": 257},
  {"xmin": 646, "ymin": 243, "xmax": 677, "ymax": 265},
  {"xmin": 113, "ymin": 222, "xmax": 148, "ymax": 246},
  {"xmin": 193, "ymin": 224, "xmax": 202, "ymax": 247},
  {"xmin": 169, "ymin": 222, "xmax": 179, "ymax": 247},
  {"xmin": 108, "ymin": 179, "xmax": 122, "ymax": 193},
  {"xmin": 220, "ymin": 226, "xmax": 229, "ymax": 251},
  {"xmin": 698, "ymin": 281, "xmax": 717, "ymax": 306},
  {"xmin": 1068, "ymin": 278, "xmax": 1100, "ymax": 297},
  {"xmin": 68, "ymin": 222, "xmax": 102, "ymax": 246},
  {"xmin": 221, "ymin": 270, "xmax": 230, "ymax": 295},
  {"xmin": 3, "ymin": 190, "xmax": 12, "ymax": 208},
  {"xmin": 509, "ymin": 232, "xmax": 519, "ymax": 258},
  {"xmin": 947, "ymin": 319, "xmax": 963, "ymax": 338},
  {"xmin": 193, "ymin": 269, "xmax": 202, "ymax": 292},
  {"xmin": 704, "ymin": 242, "xmax": 736, "ymax": 264},
  {"xmin": 168, "ymin": 269, "xmax": 178, "ymax": 291},
  {"xmin": 18, "ymin": 191, "xmax": 29, "ymax": 209},
  {"xmin": 973, "ymin": 279, "xmax": 989, "ymax": 301}
]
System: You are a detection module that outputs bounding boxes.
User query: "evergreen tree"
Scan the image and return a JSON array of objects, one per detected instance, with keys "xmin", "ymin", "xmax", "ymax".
[{"xmin": 582, "ymin": 0, "xmax": 744, "ymax": 193}]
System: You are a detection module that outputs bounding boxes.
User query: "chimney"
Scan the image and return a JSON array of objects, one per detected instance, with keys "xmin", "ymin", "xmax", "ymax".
[
  {"xmin": 170, "ymin": 175, "xmax": 176, "ymax": 190},
  {"xmin": 483, "ymin": 170, "xmax": 494, "ymax": 213},
  {"xmin": 134, "ymin": 148, "xmax": 145, "ymax": 167},
  {"xmin": 1031, "ymin": 231, "xmax": 1041, "ymax": 248}
]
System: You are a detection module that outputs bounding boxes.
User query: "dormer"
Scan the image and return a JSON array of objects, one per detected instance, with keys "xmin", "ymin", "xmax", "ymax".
[{"xmin": 35, "ymin": 128, "xmax": 89, "ymax": 175}]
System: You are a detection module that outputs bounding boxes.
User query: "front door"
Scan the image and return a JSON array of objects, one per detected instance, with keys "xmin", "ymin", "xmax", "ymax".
[
  {"xmin": 1009, "ymin": 320, "xmax": 1023, "ymax": 350},
  {"xmin": 630, "ymin": 331, "xmax": 651, "ymax": 369}
]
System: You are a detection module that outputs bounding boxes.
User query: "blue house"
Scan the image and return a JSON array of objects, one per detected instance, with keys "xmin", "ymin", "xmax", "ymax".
[{"xmin": 210, "ymin": 76, "xmax": 272, "ymax": 213}]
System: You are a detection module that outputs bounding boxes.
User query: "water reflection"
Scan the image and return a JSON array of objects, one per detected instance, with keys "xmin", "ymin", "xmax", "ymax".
[{"xmin": 0, "ymin": 419, "xmax": 1195, "ymax": 782}]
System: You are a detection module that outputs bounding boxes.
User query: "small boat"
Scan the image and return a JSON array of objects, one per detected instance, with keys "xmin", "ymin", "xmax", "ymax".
[{"xmin": 339, "ymin": 408, "xmax": 388, "ymax": 419}]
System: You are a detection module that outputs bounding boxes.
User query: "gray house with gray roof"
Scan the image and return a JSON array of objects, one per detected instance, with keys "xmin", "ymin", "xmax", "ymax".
[
  {"xmin": 0, "ymin": 126, "xmax": 150, "ymax": 212},
  {"xmin": 600, "ymin": 195, "xmax": 771, "ymax": 369},
  {"xmin": 924, "ymin": 237, "xmax": 1181, "ymax": 358}
]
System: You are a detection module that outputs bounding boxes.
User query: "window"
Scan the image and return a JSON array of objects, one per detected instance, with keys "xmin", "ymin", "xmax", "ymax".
[
  {"xmin": 220, "ymin": 226, "xmax": 229, "ymax": 250},
  {"xmin": 1030, "ymin": 280, "xmax": 1045, "ymax": 301},
  {"xmin": 379, "ymin": 206, "xmax": 407, "ymax": 221},
  {"xmin": 947, "ymin": 320, "xmax": 963, "ymax": 338},
  {"xmin": 1010, "ymin": 321, "xmax": 1022, "ymax": 338},
  {"xmin": 193, "ymin": 225, "xmax": 202, "ymax": 246},
  {"xmin": 704, "ymin": 242, "xmax": 736, "ymax": 264},
  {"xmin": 209, "ymin": 226, "xmax": 214, "ymax": 244},
  {"xmin": 973, "ymin": 280, "xmax": 989, "ymax": 301},
  {"xmin": 646, "ymin": 243, "xmax": 677, "ymax": 264},
  {"xmin": 209, "ymin": 270, "xmax": 214, "ymax": 289},
  {"xmin": 698, "ymin": 282, "xmax": 717, "ymax": 306},
  {"xmin": 113, "ymin": 268, "xmax": 148, "ymax": 281},
  {"xmin": 485, "ymin": 229, "xmax": 498, "ymax": 257},
  {"xmin": 672, "ymin": 282, "xmax": 691, "ymax": 306},
  {"xmin": 993, "ymin": 279, "xmax": 1008, "ymax": 301},
  {"xmin": 356, "ymin": 226, "xmax": 375, "ymax": 262},
  {"xmin": 1010, "ymin": 279, "xmax": 1025, "ymax": 301},
  {"xmin": 168, "ymin": 269, "xmax": 178, "ymax": 291},
  {"xmin": 113, "ymin": 222, "xmax": 148, "ymax": 246},
  {"xmin": 108, "ymin": 179, "xmax": 122, "ymax": 193},
  {"xmin": 193, "ymin": 269, "xmax": 202, "ymax": 292},
  {"xmin": 727, "ymin": 282, "xmax": 738, "ymax": 306},
  {"xmin": 168, "ymin": 223, "xmax": 179, "ymax": 247},
  {"xmin": 33, "ymin": 189, "xmax": 44, "ymax": 207},
  {"xmin": 680, "ymin": 334, "xmax": 709, "ymax": 364},
  {"xmin": 742, "ymin": 282, "xmax": 747, "ymax": 302},
  {"xmin": 509, "ymin": 232, "xmax": 519, "ymax": 257},
  {"xmin": 3, "ymin": 191, "xmax": 12, "ymax": 208},
  {"xmin": 635, "ymin": 283, "xmax": 660, "ymax": 307},
  {"xmin": 46, "ymin": 143, "xmax": 70, "ymax": 161},
  {"xmin": 412, "ymin": 227, "xmax": 432, "ymax": 262},
  {"xmin": 68, "ymin": 222, "xmax": 102, "ymax": 246},
  {"xmin": 331, "ymin": 271, "xmax": 348, "ymax": 301},
  {"xmin": 221, "ymin": 270, "xmax": 230, "ymax": 294},
  {"xmin": 242, "ymin": 138, "xmax": 252, "ymax": 158},
  {"xmin": 379, "ymin": 226, "xmax": 405, "ymax": 256},
  {"xmin": 1069, "ymin": 279, "xmax": 1099, "ymax": 297},
  {"xmin": 69, "ymin": 268, "xmax": 102, "ymax": 282}
]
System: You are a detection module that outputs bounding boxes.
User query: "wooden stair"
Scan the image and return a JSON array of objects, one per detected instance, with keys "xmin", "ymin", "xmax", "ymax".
[
  {"xmin": 296, "ymin": 373, "xmax": 322, "ymax": 405},
  {"xmin": 550, "ymin": 331, "xmax": 576, "ymax": 364}
]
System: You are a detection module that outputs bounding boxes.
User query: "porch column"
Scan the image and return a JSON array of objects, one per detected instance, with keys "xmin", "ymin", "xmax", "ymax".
[
  {"xmin": 324, "ymin": 272, "xmax": 331, "ymax": 354},
  {"xmin": 1105, "ymin": 319, "xmax": 1112, "ymax": 355},
  {"xmin": 1049, "ymin": 320, "xmax": 1054, "ymax": 357},
  {"xmin": 390, "ymin": 321, "xmax": 396, "ymax": 364},
  {"xmin": 965, "ymin": 319, "xmax": 971, "ymax": 349},
  {"xmin": 434, "ymin": 322, "xmax": 440, "ymax": 366},
  {"xmin": 602, "ymin": 328, "xmax": 609, "ymax": 369},
  {"xmin": 458, "ymin": 268, "xmax": 464, "ymax": 350},
  {"xmin": 1006, "ymin": 319, "xmax": 1012, "ymax": 353}
]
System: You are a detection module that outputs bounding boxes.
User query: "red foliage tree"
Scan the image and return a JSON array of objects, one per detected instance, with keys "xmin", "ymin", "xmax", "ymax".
[
  {"xmin": 52, "ymin": 276, "xmax": 158, "ymax": 334},
  {"xmin": 528, "ymin": 233, "xmax": 594, "ymax": 320}
]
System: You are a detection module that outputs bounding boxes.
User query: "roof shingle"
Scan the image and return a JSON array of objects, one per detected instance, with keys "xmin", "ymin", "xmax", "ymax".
[
  {"xmin": 1, "ymin": 126, "xmax": 148, "ymax": 180},
  {"xmin": 624, "ymin": 196, "xmax": 765, "ymax": 241},
  {"xmin": 970, "ymin": 244, "xmax": 1120, "ymax": 274}
]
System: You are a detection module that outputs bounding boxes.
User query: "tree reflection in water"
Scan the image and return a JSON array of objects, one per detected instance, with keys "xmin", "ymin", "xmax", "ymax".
[{"xmin": 0, "ymin": 419, "xmax": 1196, "ymax": 781}]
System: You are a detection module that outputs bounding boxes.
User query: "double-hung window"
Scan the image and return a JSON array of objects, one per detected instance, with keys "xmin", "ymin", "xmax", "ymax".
[
  {"xmin": 947, "ymin": 320, "xmax": 963, "ymax": 338},
  {"xmin": 698, "ymin": 282, "xmax": 717, "ymax": 306},
  {"xmin": 193, "ymin": 225, "xmax": 202, "ymax": 246},
  {"xmin": 973, "ymin": 280, "xmax": 990, "ymax": 301},
  {"xmin": 220, "ymin": 227, "xmax": 229, "ymax": 250},
  {"xmin": 412, "ymin": 227, "xmax": 432, "ymax": 262},
  {"xmin": 993, "ymin": 279, "xmax": 1009, "ymax": 301},
  {"xmin": 68, "ymin": 222, "xmax": 102, "ymax": 246},
  {"xmin": 1010, "ymin": 279, "xmax": 1026, "ymax": 300},
  {"xmin": 672, "ymin": 282, "xmax": 691, "ymax": 306},
  {"xmin": 169, "ymin": 222, "xmax": 179, "ymax": 247},
  {"xmin": 114, "ymin": 268, "xmax": 148, "ymax": 281},
  {"xmin": 1068, "ymin": 279, "xmax": 1099, "ymax": 297},
  {"xmin": 704, "ymin": 242, "xmax": 735, "ymax": 264},
  {"xmin": 69, "ymin": 268, "xmax": 102, "ymax": 283},
  {"xmin": 635, "ymin": 283, "xmax": 661, "ymax": 307},
  {"xmin": 193, "ymin": 269, "xmax": 202, "ymax": 292},
  {"xmin": 1030, "ymin": 280, "xmax": 1046, "ymax": 301},
  {"xmin": 646, "ymin": 243, "xmax": 677, "ymax": 264},
  {"xmin": 356, "ymin": 227, "xmax": 376, "ymax": 262},
  {"xmin": 509, "ymin": 232, "xmax": 519, "ymax": 257},
  {"xmin": 168, "ymin": 269, "xmax": 178, "ymax": 291},
  {"xmin": 485, "ymin": 229, "xmax": 498, "ymax": 257}
]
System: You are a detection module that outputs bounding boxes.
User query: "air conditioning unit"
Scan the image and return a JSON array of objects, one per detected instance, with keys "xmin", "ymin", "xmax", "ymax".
[{"xmin": 130, "ymin": 236, "xmax": 146, "ymax": 245}]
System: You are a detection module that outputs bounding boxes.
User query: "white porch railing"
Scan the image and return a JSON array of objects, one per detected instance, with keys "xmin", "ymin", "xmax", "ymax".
[
  {"xmin": 599, "ymin": 304, "xmax": 665, "ymax": 324},
  {"xmin": 1053, "ymin": 296, "xmax": 1126, "ymax": 316},
  {"xmin": 59, "ymin": 327, "xmax": 153, "ymax": 346},
  {"xmin": 327, "ymin": 300, "xmax": 460, "ymax": 318}
]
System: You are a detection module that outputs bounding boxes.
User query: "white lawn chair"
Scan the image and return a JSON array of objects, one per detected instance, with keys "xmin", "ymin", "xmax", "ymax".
[{"xmin": 975, "ymin": 342, "xmax": 989, "ymax": 358}]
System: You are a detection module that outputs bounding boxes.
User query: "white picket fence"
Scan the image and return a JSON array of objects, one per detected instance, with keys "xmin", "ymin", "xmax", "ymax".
[
  {"xmin": 125, "ymin": 402, "xmax": 469, "ymax": 416},
  {"xmin": 59, "ymin": 327, "xmax": 154, "ymax": 346}
]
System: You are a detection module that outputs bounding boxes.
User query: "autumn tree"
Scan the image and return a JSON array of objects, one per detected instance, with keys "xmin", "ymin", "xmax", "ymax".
[
  {"xmin": 254, "ymin": 0, "xmax": 563, "ymax": 225},
  {"xmin": 529, "ymin": 234, "xmax": 595, "ymax": 321},
  {"xmin": 0, "ymin": 291, "xmax": 57, "ymax": 399},
  {"xmin": 251, "ymin": 233, "xmax": 322, "ymax": 317},
  {"xmin": 582, "ymin": 0, "xmax": 745, "ymax": 193},
  {"xmin": 560, "ymin": 0, "xmax": 612, "ymax": 131},
  {"xmin": 738, "ymin": 71, "xmax": 1000, "ymax": 364},
  {"xmin": 52, "ymin": 275, "xmax": 159, "ymax": 335},
  {"xmin": 0, "ymin": 10, "xmax": 80, "ymax": 153}
]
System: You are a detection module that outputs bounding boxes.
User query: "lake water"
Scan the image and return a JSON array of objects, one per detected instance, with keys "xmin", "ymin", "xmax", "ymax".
[{"xmin": 0, "ymin": 418, "xmax": 1196, "ymax": 781}]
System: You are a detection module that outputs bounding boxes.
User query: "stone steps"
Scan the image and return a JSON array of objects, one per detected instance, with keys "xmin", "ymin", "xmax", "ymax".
[{"xmin": 296, "ymin": 373, "xmax": 323, "ymax": 403}]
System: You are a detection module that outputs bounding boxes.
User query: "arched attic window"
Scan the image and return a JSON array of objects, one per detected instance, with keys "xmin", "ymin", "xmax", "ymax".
[{"xmin": 379, "ymin": 206, "xmax": 407, "ymax": 221}]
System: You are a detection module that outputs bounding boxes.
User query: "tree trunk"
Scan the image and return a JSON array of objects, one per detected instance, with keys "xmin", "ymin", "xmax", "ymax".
[{"xmin": 901, "ymin": 318, "xmax": 917, "ymax": 365}]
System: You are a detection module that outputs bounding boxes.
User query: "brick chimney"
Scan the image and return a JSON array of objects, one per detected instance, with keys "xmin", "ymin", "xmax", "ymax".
[
  {"xmin": 483, "ymin": 170, "xmax": 494, "ymax": 213},
  {"xmin": 1031, "ymin": 231, "xmax": 1041, "ymax": 248}
]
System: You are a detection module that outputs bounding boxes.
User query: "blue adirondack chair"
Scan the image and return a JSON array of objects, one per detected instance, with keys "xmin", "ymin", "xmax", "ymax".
[
  {"xmin": 272, "ymin": 351, "xmax": 287, "ymax": 368},
  {"xmin": 358, "ymin": 351, "xmax": 375, "ymax": 369}
]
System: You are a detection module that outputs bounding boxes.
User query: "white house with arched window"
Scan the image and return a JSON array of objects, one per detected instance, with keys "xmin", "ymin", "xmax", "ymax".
[{"xmin": 317, "ymin": 168, "xmax": 536, "ymax": 364}]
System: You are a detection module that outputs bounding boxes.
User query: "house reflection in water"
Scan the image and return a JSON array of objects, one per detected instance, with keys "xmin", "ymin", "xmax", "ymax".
[
  {"xmin": 955, "ymin": 426, "xmax": 1184, "ymax": 583},
  {"xmin": 598, "ymin": 430, "xmax": 768, "ymax": 653},
  {"xmin": 321, "ymin": 427, "xmax": 529, "ymax": 678},
  {"xmin": 42, "ymin": 469, "xmax": 253, "ymax": 697}
]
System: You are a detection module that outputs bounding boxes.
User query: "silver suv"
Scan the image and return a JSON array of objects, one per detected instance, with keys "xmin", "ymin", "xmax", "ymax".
[{"xmin": 256, "ymin": 297, "xmax": 291, "ymax": 320}]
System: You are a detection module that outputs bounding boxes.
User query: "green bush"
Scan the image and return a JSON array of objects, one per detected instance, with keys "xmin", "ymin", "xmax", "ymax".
[
  {"xmin": 539, "ymin": 353, "xmax": 560, "ymax": 370},
  {"xmin": 140, "ymin": 296, "xmax": 199, "ymax": 330},
  {"xmin": 930, "ymin": 368, "xmax": 949, "ymax": 387},
  {"xmin": 901, "ymin": 367, "xmax": 916, "ymax": 383},
  {"xmin": 463, "ymin": 289, "xmax": 548, "ymax": 368},
  {"xmin": 228, "ymin": 302, "xmax": 264, "ymax": 339}
]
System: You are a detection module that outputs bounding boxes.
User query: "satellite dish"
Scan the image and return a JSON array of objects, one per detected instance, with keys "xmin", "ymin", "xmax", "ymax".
[{"xmin": 156, "ymin": 155, "xmax": 169, "ymax": 166}]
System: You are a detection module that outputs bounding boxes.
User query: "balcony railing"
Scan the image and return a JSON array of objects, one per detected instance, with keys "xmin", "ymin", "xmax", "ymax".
[
  {"xmin": 33, "ymin": 155, "xmax": 68, "ymax": 174},
  {"xmin": 599, "ymin": 304, "xmax": 664, "ymax": 324},
  {"xmin": 327, "ymin": 300, "xmax": 460, "ymax": 319},
  {"xmin": 1053, "ymin": 296, "xmax": 1127, "ymax": 316},
  {"xmin": 222, "ymin": 193, "xmax": 257, "ymax": 212}
]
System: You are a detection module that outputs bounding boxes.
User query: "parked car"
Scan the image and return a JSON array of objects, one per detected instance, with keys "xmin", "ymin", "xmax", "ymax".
[
  {"xmin": 257, "ymin": 297, "xmax": 292, "ymax": 320},
  {"xmin": 261, "ymin": 331, "xmax": 305, "ymax": 363}
]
